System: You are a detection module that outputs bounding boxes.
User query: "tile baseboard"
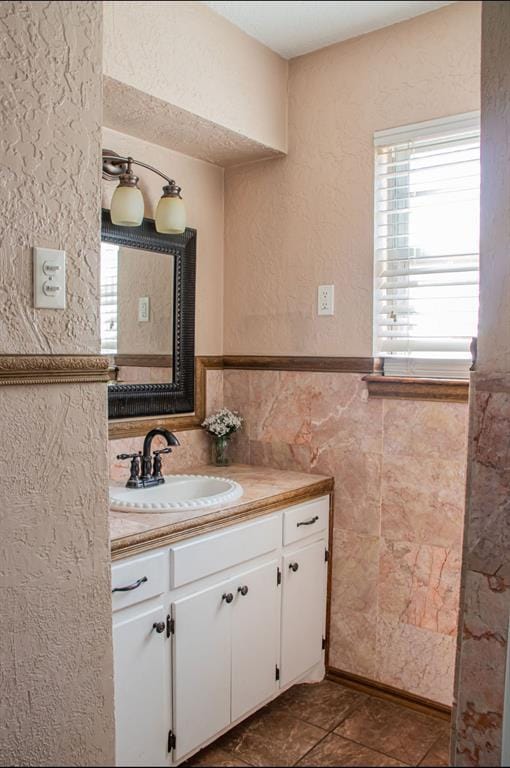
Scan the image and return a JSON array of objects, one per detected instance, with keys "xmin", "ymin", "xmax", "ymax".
[{"xmin": 326, "ymin": 666, "xmax": 451, "ymax": 721}]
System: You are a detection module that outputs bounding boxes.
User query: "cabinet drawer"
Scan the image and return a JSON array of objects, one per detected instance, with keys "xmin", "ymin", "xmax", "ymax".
[
  {"xmin": 111, "ymin": 550, "xmax": 166, "ymax": 612},
  {"xmin": 170, "ymin": 514, "xmax": 280, "ymax": 588},
  {"xmin": 282, "ymin": 496, "xmax": 329, "ymax": 546}
]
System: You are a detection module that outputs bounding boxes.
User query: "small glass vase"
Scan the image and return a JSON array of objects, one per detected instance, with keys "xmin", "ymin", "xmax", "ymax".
[{"xmin": 213, "ymin": 434, "xmax": 231, "ymax": 467}]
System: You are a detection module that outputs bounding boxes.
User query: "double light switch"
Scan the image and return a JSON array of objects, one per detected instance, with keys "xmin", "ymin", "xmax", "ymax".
[{"xmin": 33, "ymin": 247, "xmax": 66, "ymax": 309}]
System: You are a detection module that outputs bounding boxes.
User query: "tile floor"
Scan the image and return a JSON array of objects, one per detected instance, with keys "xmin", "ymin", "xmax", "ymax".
[{"xmin": 184, "ymin": 681, "xmax": 450, "ymax": 767}]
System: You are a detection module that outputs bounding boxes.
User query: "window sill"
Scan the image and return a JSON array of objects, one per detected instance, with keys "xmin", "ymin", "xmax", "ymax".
[{"xmin": 362, "ymin": 375, "xmax": 469, "ymax": 403}]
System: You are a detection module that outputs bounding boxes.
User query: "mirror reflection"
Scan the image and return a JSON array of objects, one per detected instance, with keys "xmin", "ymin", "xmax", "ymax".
[{"xmin": 100, "ymin": 242, "xmax": 174, "ymax": 384}]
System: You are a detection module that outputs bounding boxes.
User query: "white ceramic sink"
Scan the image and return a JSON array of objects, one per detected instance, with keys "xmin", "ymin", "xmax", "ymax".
[{"xmin": 109, "ymin": 474, "xmax": 244, "ymax": 513}]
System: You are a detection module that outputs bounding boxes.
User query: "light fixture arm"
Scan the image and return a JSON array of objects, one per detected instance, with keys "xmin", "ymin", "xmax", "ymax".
[
  {"xmin": 102, "ymin": 150, "xmax": 181, "ymax": 195},
  {"xmin": 104, "ymin": 148, "xmax": 186, "ymax": 233}
]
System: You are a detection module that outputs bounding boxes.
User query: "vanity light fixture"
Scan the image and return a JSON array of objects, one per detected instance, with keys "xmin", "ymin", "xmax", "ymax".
[{"xmin": 102, "ymin": 149, "xmax": 186, "ymax": 234}]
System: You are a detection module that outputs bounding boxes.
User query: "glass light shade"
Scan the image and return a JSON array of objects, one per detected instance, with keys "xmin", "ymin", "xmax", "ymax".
[
  {"xmin": 155, "ymin": 195, "xmax": 186, "ymax": 234},
  {"xmin": 110, "ymin": 184, "xmax": 144, "ymax": 227}
]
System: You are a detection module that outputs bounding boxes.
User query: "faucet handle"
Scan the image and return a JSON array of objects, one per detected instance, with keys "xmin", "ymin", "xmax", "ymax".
[
  {"xmin": 116, "ymin": 452, "xmax": 142, "ymax": 488},
  {"xmin": 151, "ymin": 447, "xmax": 173, "ymax": 480}
]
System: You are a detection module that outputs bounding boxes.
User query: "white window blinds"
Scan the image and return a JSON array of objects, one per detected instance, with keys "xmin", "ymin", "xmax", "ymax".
[
  {"xmin": 100, "ymin": 242, "xmax": 119, "ymax": 354},
  {"xmin": 373, "ymin": 113, "xmax": 480, "ymax": 378}
]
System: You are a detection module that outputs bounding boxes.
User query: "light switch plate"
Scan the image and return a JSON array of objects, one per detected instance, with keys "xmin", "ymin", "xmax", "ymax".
[
  {"xmin": 318, "ymin": 284, "xmax": 334, "ymax": 316},
  {"xmin": 138, "ymin": 296, "xmax": 150, "ymax": 322},
  {"xmin": 33, "ymin": 247, "xmax": 66, "ymax": 309}
]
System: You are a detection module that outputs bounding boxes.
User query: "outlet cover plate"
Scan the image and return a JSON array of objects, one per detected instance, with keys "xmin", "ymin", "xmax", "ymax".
[{"xmin": 318, "ymin": 284, "xmax": 334, "ymax": 316}]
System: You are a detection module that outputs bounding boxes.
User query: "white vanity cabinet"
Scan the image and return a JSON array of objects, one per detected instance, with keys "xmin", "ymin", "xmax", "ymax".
[
  {"xmin": 112, "ymin": 551, "xmax": 171, "ymax": 768},
  {"xmin": 111, "ymin": 494, "xmax": 330, "ymax": 767},
  {"xmin": 281, "ymin": 540, "xmax": 326, "ymax": 687},
  {"xmin": 172, "ymin": 558, "xmax": 280, "ymax": 762}
]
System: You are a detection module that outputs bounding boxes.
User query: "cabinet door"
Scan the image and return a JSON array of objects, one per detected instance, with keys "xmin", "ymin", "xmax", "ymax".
[
  {"xmin": 231, "ymin": 559, "xmax": 280, "ymax": 722},
  {"xmin": 113, "ymin": 604, "xmax": 170, "ymax": 767},
  {"xmin": 172, "ymin": 577, "xmax": 233, "ymax": 762},
  {"xmin": 281, "ymin": 540, "xmax": 326, "ymax": 687}
]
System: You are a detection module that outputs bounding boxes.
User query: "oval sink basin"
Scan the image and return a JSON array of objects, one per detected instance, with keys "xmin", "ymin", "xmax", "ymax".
[{"xmin": 109, "ymin": 474, "xmax": 244, "ymax": 512}]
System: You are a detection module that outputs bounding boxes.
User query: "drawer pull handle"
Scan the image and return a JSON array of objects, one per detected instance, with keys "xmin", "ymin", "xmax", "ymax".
[
  {"xmin": 112, "ymin": 576, "xmax": 148, "ymax": 593},
  {"xmin": 222, "ymin": 592, "xmax": 234, "ymax": 604},
  {"xmin": 289, "ymin": 562, "xmax": 299, "ymax": 572},
  {"xmin": 152, "ymin": 621, "xmax": 165, "ymax": 634},
  {"xmin": 238, "ymin": 585, "xmax": 249, "ymax": 596},
  {"xmin": 297, "ymin": 515, "xmax": 319, "ymax": 527}
]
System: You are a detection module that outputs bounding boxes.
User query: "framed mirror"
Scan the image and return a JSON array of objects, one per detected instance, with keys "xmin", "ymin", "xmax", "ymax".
[{"xmin": 101, "ymin": 209, "xmax": 196, "ymax": 419}]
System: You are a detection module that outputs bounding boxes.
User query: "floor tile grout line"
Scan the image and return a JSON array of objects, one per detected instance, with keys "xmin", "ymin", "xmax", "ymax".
[
  {"xmin": 216, "ymin": 710, "xmax": 329, "ymax": 767},
  {"xmin": 293, "ymin": 730, "xmax": 413, "ymax": 768},
  {"xmin": 417, "ymin": 730, "xmax": 451, "ymax": 768},
  {"xmin": 261, "ymin": 686, "xmax": 369, "ymax": 735},
  {"xmin": 292, "ymin": 729, "xmax": 332, "ymax": 767},
  {"xmin": 272, "ymin": 706, "xmax": 366, "ymax": 736},
  {"xmin": 330, "ymin": 730, "xmax": 433, "ymax": 766},
  {"xmin": 189, "ymin": 684, "xmax": 445, "ymax": 767}
]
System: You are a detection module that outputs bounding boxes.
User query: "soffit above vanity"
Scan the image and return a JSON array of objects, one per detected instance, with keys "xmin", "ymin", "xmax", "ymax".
[
  {"xmin": 102, "ymin": 0, "xmax": 288, "ymax": 165},
  {"xmin": 103, "ymin": 77, "xmax": 285, "ymax": 167}
]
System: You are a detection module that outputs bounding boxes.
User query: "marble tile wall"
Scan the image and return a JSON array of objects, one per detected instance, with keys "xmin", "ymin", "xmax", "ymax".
[
  {"xmin": 452, "ymin": 5, "xmax": 510, "ymax": 762},
  {"xmin": 224, "ymin": 369, "xmax": 469, "ymax": 706},
  {"xmin": 452, "ymin": 375, "xmax": 510, "ymax": 764}
]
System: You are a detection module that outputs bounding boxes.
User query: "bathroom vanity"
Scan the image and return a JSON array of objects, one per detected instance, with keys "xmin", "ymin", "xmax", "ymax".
[{"xmin": 110, "ymin": 465, "xmax": 333, "ymax": 767}]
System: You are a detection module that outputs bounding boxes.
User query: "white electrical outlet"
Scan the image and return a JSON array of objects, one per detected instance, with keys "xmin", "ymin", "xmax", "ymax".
[
  {"xmin": 138, "ymin": 296, "xmax": 150, "ymax": 322},
  {"xmin": 33, "ymin": 247, "xmax": 66, "ymax": 309},
  {"xmin": 318, "ymin": 284, "xmax": 334, "ymax": 316}
]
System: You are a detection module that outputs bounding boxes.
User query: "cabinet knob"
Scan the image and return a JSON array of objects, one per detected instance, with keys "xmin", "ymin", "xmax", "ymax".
[
  {"xmin": 152, "ymin": 621, "xmax": 165, "ymax": 633},
  {"xmin": 289, "ymin": 562, "xmax": 299, "ymax": 572},
  {"xmin": 237, "ymin": 585, "xmax": 249, "ymax": 596},
  {"xmin": 222, "ymin": 592, "xmax": 234, "ymax": 604}
]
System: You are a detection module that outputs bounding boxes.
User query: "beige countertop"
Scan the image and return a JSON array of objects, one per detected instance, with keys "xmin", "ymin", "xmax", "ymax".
[{"xmin": 110, "ymin": 464, "xmax": 333, "ymax": 560}]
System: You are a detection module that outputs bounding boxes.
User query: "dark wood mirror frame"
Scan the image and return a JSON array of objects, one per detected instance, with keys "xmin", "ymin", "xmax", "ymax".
[{"xmin": 101, "ymin": 209, "xmax": 196, "ymax": 420}]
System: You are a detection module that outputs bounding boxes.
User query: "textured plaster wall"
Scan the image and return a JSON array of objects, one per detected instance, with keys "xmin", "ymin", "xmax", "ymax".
[
  {"xmin": 0, "ymin": 2, "xmax": 114, "ymax": 765},
  {"xmin": 0, "ymin": 0, "xmax": 103, "ymax": 355},
  {"xmin": 0, "ymin": 385, "xmax": 113, "ymax": 766},
  {"xmin": 223, "ymin": 1, "xmax": 481, "ymax": 356},
  {"xmin": 103, "ymin": 0, "xmax": 288, "ymax": 154},
  {"xmin": 224, "ymin": 369, "xmax": 468, "ymax": 705},
  {"xmin": 102, "ymin": 127, "xmax": 224, "ymax": 355},
  {"xmin": 103, "ymin": 77, "xmax": 285, "ymax": 168},
  {"xmin": 452, "ymin": 3, "xmax": 510, "ymax": 764}
]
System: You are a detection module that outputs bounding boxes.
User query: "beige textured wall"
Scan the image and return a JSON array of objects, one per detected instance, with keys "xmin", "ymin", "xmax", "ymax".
[
  {"xmin": 452, "ymin": 2, "xmax": 510, "ymax": 764},
  {"xmin": 0, "ymin": 2, "xmax": 114, "ymax": 765},
  {"xmin": 103, "ymin": 0, "xmax": 288, "ymax": 153},
  {"xmin": 224, "ymin": 2, "xmax": 481, "ymax": 356},
  {"xmin": 0, "ymin": 1, "xmax": 104, "ymax": 355},
  {"xmin": 102, "ymin": 127, "xmax": 224, "ymax": 355},
  {"xmin": 117, "ymin": 246, "xmax": 174, "ymax": 355}
]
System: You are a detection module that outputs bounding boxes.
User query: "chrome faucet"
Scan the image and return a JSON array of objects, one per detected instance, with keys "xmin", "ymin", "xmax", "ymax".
[{"xmin": 116, "ymin": 428, "xmax": 180, "ymax": 489}]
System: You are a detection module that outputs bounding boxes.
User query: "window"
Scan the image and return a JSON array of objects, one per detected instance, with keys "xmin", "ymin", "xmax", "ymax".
[
  {"xmin": 100, "ymin": 242, "xmax": 119, "ymax": 354},
  {"xmin": 373, "ymin": 113, "xmax": 480, "ymax": 378}
]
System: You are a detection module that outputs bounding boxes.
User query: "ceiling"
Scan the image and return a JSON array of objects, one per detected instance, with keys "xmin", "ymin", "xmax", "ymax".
[{"xmin": 201, "ymin": 1, "xmax": 455, "ymax": 59}]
